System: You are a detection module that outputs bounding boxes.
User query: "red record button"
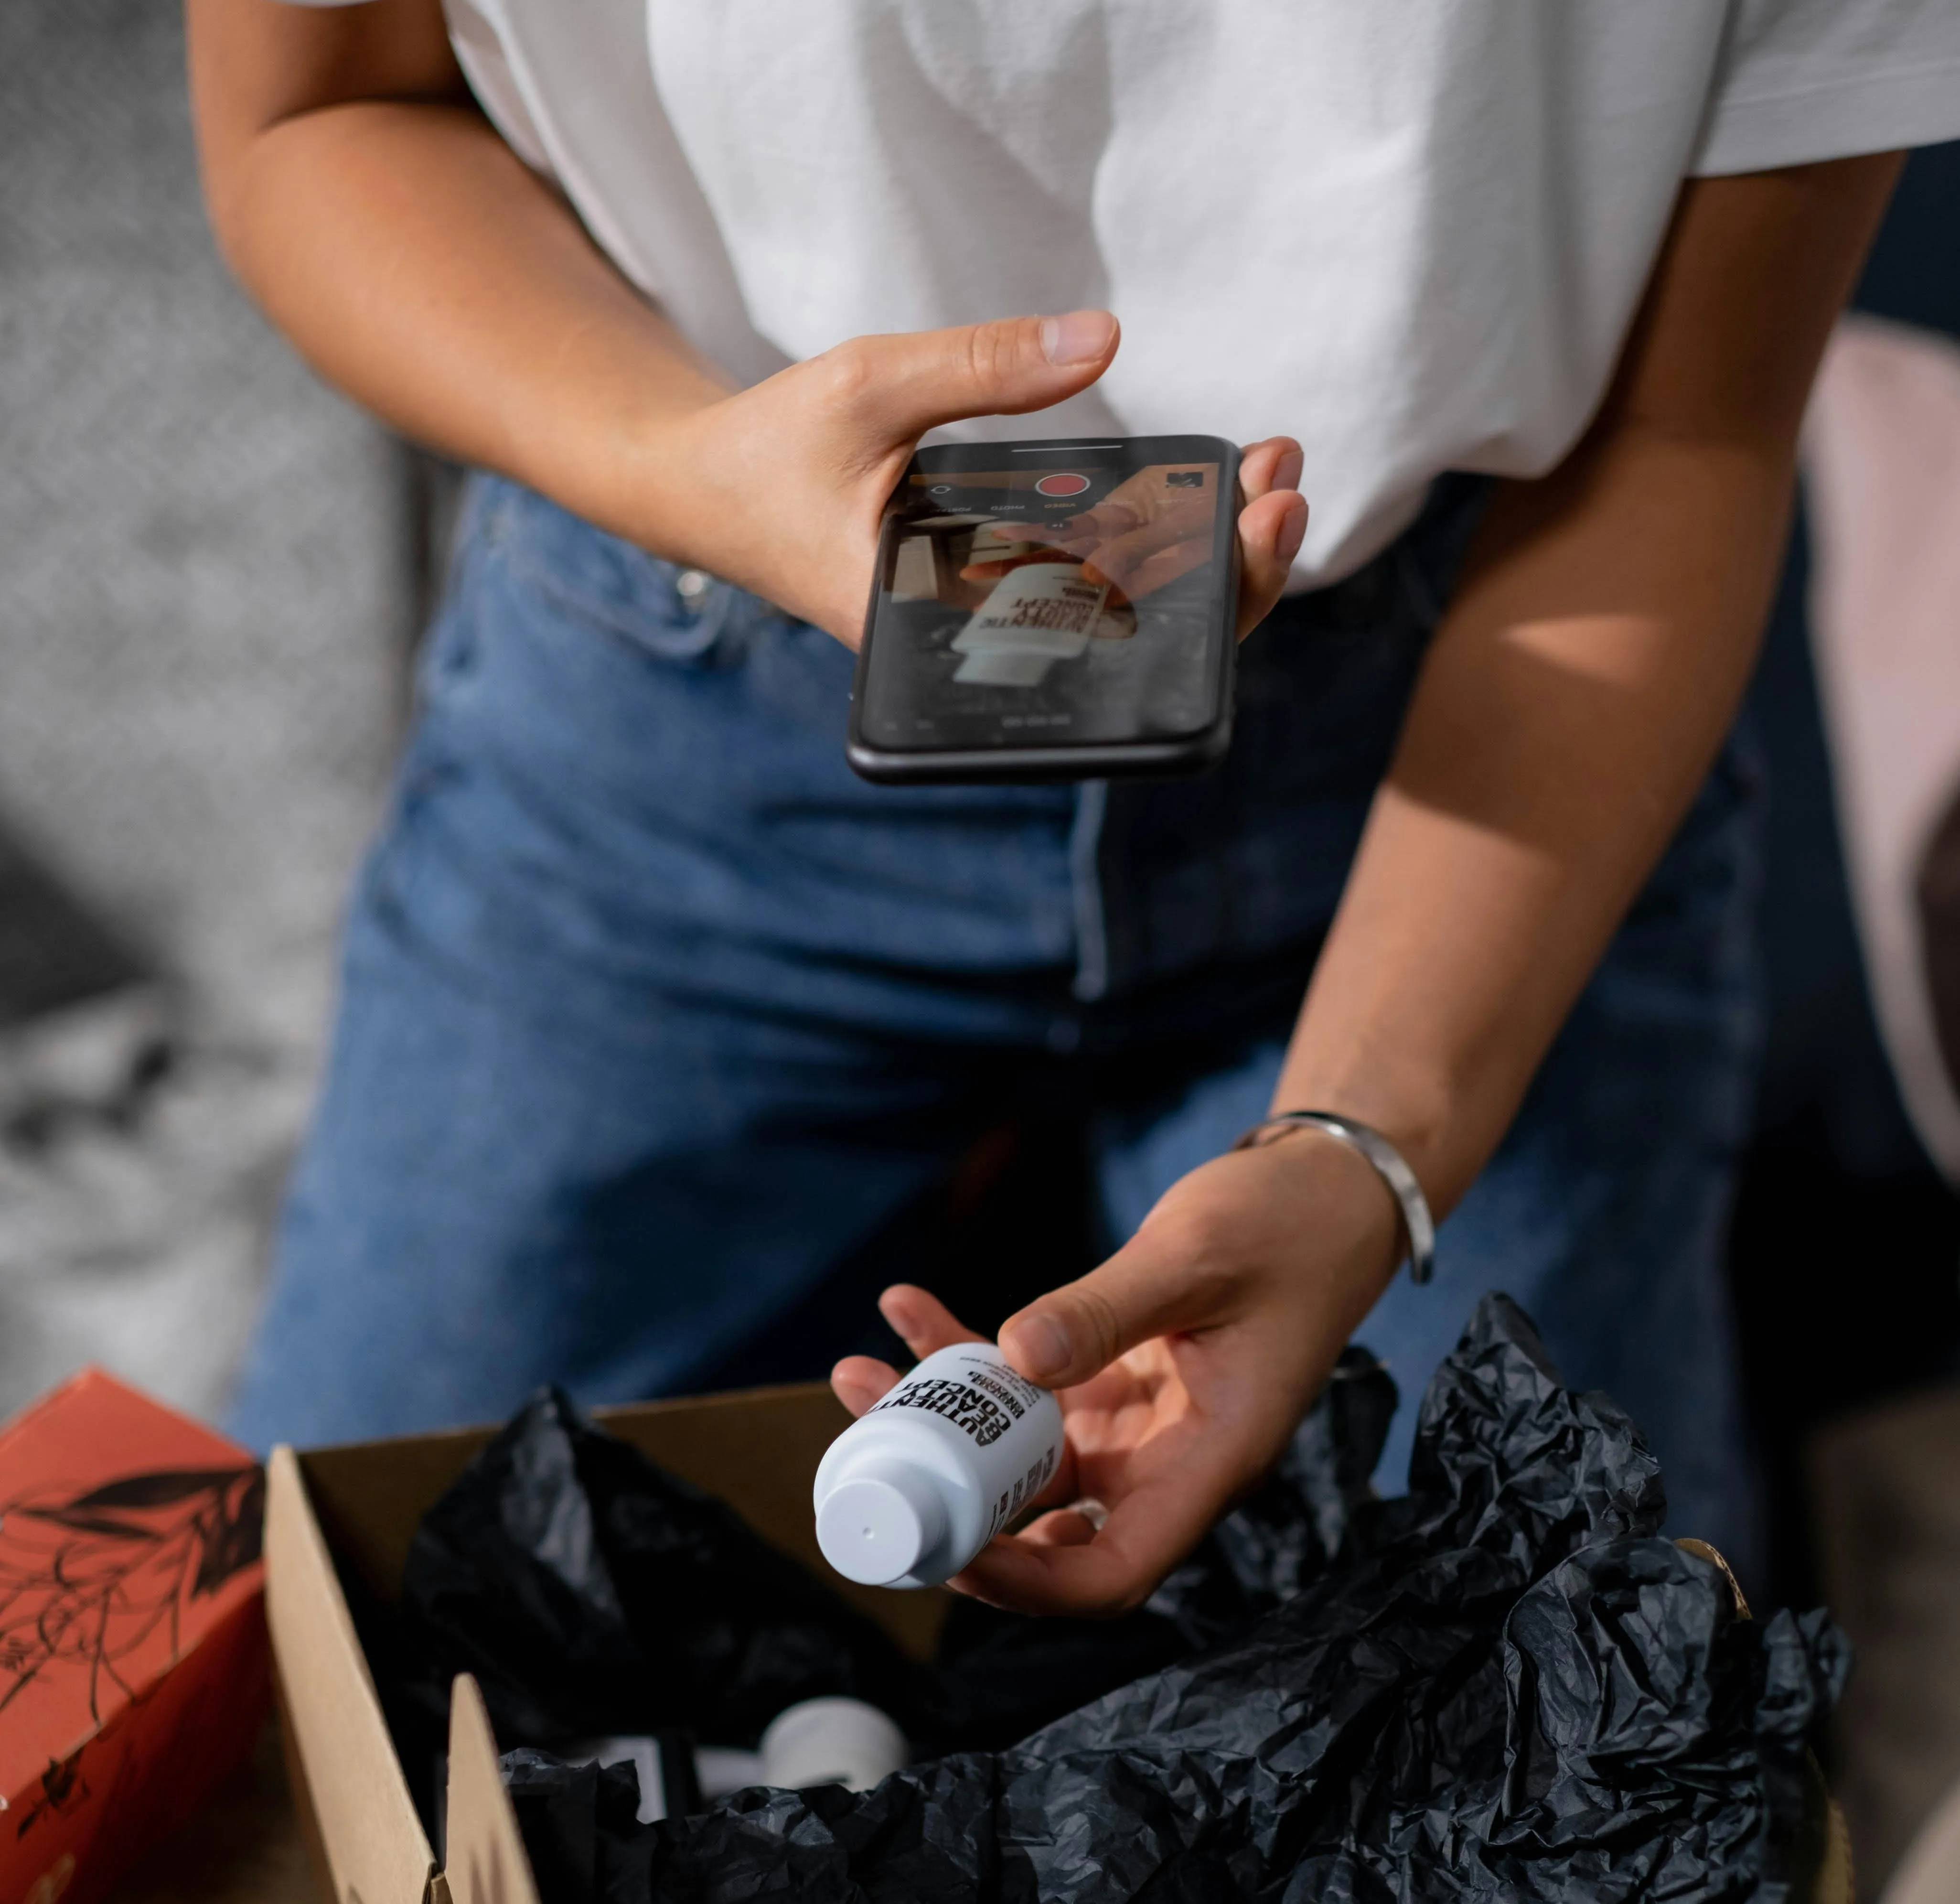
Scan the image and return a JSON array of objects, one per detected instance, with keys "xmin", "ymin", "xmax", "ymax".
[{"xmin": 1034, "ymin": 472, "xmax": 1092, "ymax": 497}]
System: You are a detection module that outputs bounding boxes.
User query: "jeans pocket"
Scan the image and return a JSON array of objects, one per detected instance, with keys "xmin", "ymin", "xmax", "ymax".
[{"xmin": 479, "ymin": 476, "xmax": 758, "ymax": 667}]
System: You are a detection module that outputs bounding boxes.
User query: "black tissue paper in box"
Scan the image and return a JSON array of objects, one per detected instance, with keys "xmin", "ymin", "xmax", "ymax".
[
  {"xmin": 921, "ymin": 1343, "xmax": 1399, "ymax": 1751},
  {"xmin": 503, "ymin": 1751, "xmax": 650, "ymax": 1904},
  {"xmin": 599, "ymin": 1295, "xmax": 1845, "ymax": 1904},
  {"xmin": 397, "ymin": 1388, "xmax": 921, "ymax": 1750},
  {"xmin": 400, "ymin": 1348, "xmax": 1398, "ymax": 1775}
]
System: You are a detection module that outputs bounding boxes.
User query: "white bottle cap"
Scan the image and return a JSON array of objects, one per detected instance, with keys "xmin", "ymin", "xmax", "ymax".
[
  {"xmin": 814, "ymin": 1458, "xmax": 947, "ymax": 1586},
  {"xmin": 760, "ymin": 1697, "xmax": 909, "ymax": 1792}
]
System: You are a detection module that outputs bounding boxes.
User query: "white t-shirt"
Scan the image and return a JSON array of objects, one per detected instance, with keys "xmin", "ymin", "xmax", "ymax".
[{"xmin": 301, "ymin": 0, "xmax": 1960, "ymax": 584}]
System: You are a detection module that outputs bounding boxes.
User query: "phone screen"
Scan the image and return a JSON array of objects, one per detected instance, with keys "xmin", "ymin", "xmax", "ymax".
[{"xmin": 857, "ymin": 442, "xmax": 1232, "ymax": 753}]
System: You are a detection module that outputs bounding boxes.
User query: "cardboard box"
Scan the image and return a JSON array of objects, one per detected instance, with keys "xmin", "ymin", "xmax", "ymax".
[
  {"xmin": 0, "ymin": 1370, "xmax": 269, "ymax": 1904},
  {"xmin": 268, "ymin": 1386, "xmax": 1852, "ymax": 1904},
  {"xmin": 266, "ymin": 1384, "xmax": 941, "ymax": 1904}
]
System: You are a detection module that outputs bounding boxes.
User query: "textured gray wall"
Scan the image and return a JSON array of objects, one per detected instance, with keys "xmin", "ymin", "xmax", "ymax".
[{"xmin": 0, "ymin": 0, "xmax": 407, "ymax": 1421}]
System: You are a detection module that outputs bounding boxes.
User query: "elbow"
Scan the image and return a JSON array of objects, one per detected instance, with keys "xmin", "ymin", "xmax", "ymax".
[
  {"xmin": 191, "ymin": 113, "xmax": 301, "ymax": 310},
  {"xmin": 195, "ymin": 159, "xmax": 253, "ymax": 286},
  {"xmin": 186, "ymin": 69, "xmax": 266, "ymax": 290}
]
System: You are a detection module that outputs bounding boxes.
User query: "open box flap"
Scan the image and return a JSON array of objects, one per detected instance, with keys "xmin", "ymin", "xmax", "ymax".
[
  {"xmin": 445, "ymin": 1674, "xmax": 541, "ymax": 1904},
  {"xmin": 267, "ymin": 1445, "xmax": 438, "ymax": 1904}
]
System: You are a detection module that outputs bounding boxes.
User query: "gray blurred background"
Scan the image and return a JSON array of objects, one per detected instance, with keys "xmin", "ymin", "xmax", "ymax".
[{"xmin": 0, "ymin": 0, "xmax": 417, "ymax": 1420}]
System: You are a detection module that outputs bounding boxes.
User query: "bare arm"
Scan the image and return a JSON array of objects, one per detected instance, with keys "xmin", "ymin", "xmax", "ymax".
[
  {"xmin": 846, "ymin": 152, "xmax": 1902, "ymax": 1617},
  {"xmin": 186, "ymin": 0, "xmax": 1306, "ymax": 637},
  {"xmin": 1274, "ymin": 153, "xmax": 1904, "ymax": 1211},
  {"xmin": 189, "ymin": 0, "xmax": 738, "ymax": 539}
]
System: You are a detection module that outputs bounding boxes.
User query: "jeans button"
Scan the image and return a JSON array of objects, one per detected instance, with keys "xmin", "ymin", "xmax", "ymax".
[{"xmin": 675, "ymin": 568, "xmax": 712, "ymax": 608}]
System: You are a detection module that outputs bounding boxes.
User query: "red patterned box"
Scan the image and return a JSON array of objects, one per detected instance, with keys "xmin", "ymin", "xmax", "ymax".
[{"xmin": 0, "ymin": 1369, "xmax": 268, "ymax": 1904}]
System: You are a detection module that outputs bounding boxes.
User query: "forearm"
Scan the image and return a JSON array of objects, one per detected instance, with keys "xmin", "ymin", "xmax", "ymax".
[
  {"xmin": 1273, "ymin": 155, "xmax": 1897, "ymax": 1223},
  {"xmin": 1274, "ymin": 430, "xmax": 1789, "ymax": 1211},
  {"xmin": 190, "ymin": 29, "xmax": 727, "ymax": 542}
]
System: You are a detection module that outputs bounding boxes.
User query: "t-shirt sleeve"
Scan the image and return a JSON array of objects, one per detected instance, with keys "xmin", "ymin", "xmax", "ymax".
[{"xmin": 1692, "ymin": 0, "xmax": 1960, "ymax": 175}]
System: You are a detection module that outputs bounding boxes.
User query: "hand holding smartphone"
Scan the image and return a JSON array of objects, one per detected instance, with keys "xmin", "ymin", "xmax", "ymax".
[{"xmin": 847, "ymin": 436, "xmax": 1242, "ymax": 783}]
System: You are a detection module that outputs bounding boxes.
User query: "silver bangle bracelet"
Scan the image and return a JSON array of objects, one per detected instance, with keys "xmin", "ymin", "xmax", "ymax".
[{"xmin": 1232, "ymin": 1110, "xmax": 1436, "ymax": 1286}]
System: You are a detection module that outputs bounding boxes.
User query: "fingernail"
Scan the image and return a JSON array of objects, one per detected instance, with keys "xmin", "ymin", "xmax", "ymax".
[
  {"xmin": 1275, "ymin": 448, "xmax": 1304, "ymax": 491},
  {"xmin": 1040, "ymin": 309, "xmax": 1116, "ymax": 367},
  {"xmin": 1002, "ymin": 1311, "xmax": 1072, "ymax": 1382},
  {"xmin": 1277, "ymin": 500, "xmax": 1307, "ymax": 566}
]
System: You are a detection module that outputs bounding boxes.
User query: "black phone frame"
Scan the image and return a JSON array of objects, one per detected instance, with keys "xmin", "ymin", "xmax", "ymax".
[{"xmin": 846, "ymin": 434, "xmax": 1242, "ymax": 785}]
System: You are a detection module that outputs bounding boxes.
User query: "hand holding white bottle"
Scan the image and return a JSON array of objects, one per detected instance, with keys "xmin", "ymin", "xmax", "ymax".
[{"xmin": 813, "ymin": 1343, "xmax": 1064, "ymax": 1588}]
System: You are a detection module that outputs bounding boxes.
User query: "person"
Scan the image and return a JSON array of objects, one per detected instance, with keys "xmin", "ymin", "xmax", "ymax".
[{"xmin": 193, "ymin": 0, "xmax": 1958, "ymax": 1612}]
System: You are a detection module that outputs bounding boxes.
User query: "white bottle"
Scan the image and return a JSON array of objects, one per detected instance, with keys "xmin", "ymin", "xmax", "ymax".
[{"xmin": 814, "ymin": 1343, "xmax": 1064, "ymax": 1588}]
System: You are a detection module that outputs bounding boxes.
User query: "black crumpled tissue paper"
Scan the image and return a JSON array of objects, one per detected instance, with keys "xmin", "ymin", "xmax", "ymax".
[
  {"xmin": 509, "ymin": 1295, "xmax": 1845, "ymax": 1904},
  {"xmin": 393, "ymin": 1341, "xmax": 1399, "ymax": 1781},
  {"xmin": 484, "ymin": 1341, "xmax": 1402, "ymax": 1897},
  {"xmin": 503, "ymin": 1749, "xmax": 650, "ymax": 1904},
  {"xmin": 921, "ymin": 1340, "xmax": 1400, "ymax": 1751},
  {"xmin": 405, "ymin": 1295, "xmax": 1846, "ymax": 1902},
  {"xmin": 393, "ymin": 1388, "xmax": 920, "ymax": 1753}
]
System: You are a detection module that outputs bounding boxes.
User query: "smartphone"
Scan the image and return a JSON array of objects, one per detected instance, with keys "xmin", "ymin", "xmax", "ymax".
[{"xmin": 847, "ymin": 435, "xmax": 1242, "ymax": 784}]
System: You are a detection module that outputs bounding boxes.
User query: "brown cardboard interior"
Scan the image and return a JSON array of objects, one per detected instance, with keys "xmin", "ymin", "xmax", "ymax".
[
  {"xmin": 445, "ymin": 1675, "xmax": 541, "ymax": 1904},
  {"xmin": 269, "ymin": 1381, "xmax": 948, "ymax": 1904},
  {"xmin": 266, "ymin": 1444, "xmax": 440, "ymax": 1904}
]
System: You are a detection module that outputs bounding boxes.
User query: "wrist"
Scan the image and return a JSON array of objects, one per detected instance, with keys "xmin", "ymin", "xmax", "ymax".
[
  {"xmin": 1267, "ymin": 1054, "xmax": 1459, "ymax": 1208},
  {"xmin": 1236, "ymin": 1126, "xmax": 1406, "ymax": 1334},
  {"xmin": 579, "ymin": 386, "xmax": 731, "ymax": 566},
  {"xmin": 1238, "ymin": 1112, "xmax": 1436, "ymax": 1287}
]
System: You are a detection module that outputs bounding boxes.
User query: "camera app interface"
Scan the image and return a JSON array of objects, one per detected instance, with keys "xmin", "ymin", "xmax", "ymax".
[{"xmin": 860, "ymin": 456, "xmax": 1227, "ymax": 751}]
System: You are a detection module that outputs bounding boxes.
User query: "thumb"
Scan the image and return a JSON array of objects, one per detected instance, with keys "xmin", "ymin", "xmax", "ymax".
[
  {"xmin": 844, "ymin": 309, "xmax": 1118, "ymax": 442},
  {"xmin": 997, "ymin": 1218, "xmax": 1207, "ymax": 1389}
]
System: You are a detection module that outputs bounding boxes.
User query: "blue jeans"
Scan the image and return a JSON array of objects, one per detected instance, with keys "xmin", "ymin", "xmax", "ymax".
[{"xmin": 228, "ymin": 474, "xmax": 1764, "ymax": 1566}]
